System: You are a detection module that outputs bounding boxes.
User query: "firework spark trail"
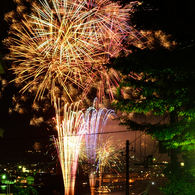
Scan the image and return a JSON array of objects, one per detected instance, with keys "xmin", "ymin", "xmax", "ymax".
[
  {"xmin": 83, "ymin": 98, "xmax": 116, "ymax": 192},
  {"xmin": 5, "ymin": 0, "xmax": 143, "ymax": 101},
  {"xmin": 53, "ymin": 98, "xmax": 86, "ymax": 195}
]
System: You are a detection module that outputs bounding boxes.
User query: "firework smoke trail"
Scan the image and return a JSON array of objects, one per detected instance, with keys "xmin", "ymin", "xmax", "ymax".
[
  {"xmin": 83, "ymin": 98, "xmax": 116, "ymax": 193},
  {"xmin": 53, "ymin": 98, "xmax": 86, "ymax": 195},
  {"xmin": 4, "ymin": 0, "xmax": 142, "ymax": 101}
]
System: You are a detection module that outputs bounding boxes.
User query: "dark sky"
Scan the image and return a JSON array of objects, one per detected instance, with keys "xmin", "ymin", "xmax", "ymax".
[
  {"xmin": 0, "ymin": 0, "xmax": 169, "ymax": 162},
  {"xmin": 0, "ymin": 0, "xmax": 16, "ymax": 50},
  {"xmin": 0, "ymin": 0, "xmax": 21, "ymax": 159}
]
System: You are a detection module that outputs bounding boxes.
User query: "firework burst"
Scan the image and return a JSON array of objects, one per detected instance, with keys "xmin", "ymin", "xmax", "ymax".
[
  {"xmin": 4, "ymin": 0, "xmax": 141, "ymax": 101},
  {"xmin": 53, "ymin": 98, "xmax": 117, "ymax": 195},
  {"xmin": 83, "ymin": 98, "xmax": 116, "ymax": 193},
  {"xmin": 96, "ymin": 136, "xmax": 121, "ymax": 187},
  {"xmin": 97, "ymin": 136, "xmax": 120, "ymax": 167}
]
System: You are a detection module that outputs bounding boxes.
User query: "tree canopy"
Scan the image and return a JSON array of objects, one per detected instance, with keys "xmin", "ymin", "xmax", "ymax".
[
  {"xmin": 111, "ymin": 1, "xmax": 195, "ymax": 194},
  {"xmin": 112, "ymin": 44, "xmax": 195, "ymax": 150}
]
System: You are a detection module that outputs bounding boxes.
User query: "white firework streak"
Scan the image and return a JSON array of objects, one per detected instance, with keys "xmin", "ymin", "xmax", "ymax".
[{"xmin": 53, "ymin": 98, "xmax": 86, "ymax": 195}]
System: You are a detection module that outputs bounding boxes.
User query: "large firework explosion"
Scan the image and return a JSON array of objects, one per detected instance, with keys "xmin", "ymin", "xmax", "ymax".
[{"xmin": 4, "ymin": 0, "xmax": 142, "ymax": 101}]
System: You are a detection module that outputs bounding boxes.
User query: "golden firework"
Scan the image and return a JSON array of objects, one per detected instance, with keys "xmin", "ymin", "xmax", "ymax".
[{"xmin": 5, "ymin": 0, "xmax": 141, "ymax": 101}]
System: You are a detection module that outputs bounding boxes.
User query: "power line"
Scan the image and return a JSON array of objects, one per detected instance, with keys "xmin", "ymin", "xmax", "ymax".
[{"xmin": 0, "ymin": 129, "xmax": 135, "ymax": 141}]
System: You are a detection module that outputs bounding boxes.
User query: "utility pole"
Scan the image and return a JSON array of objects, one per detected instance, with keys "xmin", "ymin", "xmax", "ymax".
[{"xmin": 126, "ymin": 140, "xmax": 129, "ymax": 195}]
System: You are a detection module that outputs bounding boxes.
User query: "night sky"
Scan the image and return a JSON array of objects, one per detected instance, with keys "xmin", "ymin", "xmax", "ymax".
[
  {"xmin": 0, "ymin": 0, "xmax": 16, "ymax": 46},
  {"xmin": 0, "ymin": 0, "xmax": 169, "ymax": 162}
]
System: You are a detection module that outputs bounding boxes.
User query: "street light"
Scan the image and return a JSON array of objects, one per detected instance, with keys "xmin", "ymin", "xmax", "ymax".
[
  {"xmin": 1, "ymin": 174, "xmax": 10, "ymax": 195},
  {"xmin": 2, "ymin": 175, "xmax": 6, "ymax": 180}
]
